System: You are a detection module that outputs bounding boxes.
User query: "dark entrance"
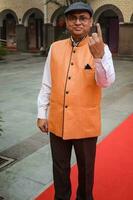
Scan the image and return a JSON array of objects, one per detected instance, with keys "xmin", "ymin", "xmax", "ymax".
[
  {"xmin": 2, "ymin": 13, "xmax": 16, "ymax": 49},
  {"xmin": 54, "ymin": 14, "xmax": 67, "ymax": 41},
  {"xmin": 27, "ymin": 13, "xmax": 43, "ymax": 50},
  {"xmin": 98, "ymin": 10, "xmax": 119, "ymax": 54}
]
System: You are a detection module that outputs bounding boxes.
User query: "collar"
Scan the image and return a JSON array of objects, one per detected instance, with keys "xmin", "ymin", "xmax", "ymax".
[{"xmin": 70, "ymin": 35, "xmax": 89, "ymax": 47}]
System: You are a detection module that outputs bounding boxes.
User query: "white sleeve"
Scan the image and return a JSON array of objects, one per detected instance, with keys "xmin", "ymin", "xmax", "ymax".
[
  {"xmin": 37, "ymin": 47, "xmax": 52, "ymax": 119},
  {"xmin": 95, "ymin": 45, "xmax": 115, "ymax": 88}
]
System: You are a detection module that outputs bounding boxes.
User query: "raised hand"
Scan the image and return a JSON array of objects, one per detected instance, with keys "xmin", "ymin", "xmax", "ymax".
[{"xmin": 89, "ymin": 23, "xmax": 104, "ymax": 59}]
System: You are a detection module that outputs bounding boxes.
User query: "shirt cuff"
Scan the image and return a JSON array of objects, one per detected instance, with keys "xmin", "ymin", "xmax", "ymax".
[
  {"xmin": 94, "ymin": 52, "xmax": 109, "ymax": 72},
  {"xmin": 94, "ymin": 58, "xmax": 102, "ymax": 64},
  {"xmin": 37, "ymin": 108, "xmax": 47, "ymax": 119}
]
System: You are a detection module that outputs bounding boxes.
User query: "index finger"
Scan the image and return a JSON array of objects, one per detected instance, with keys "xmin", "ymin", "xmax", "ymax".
[{"xmin": 96, "ymin": 23, "xmax": 103, "ymax": 39}]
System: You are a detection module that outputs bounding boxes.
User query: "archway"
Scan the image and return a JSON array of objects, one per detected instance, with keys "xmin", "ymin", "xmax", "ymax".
[
  {"xmin": 0, "ymin": 9, "xmax": 18, "ymax": 49},
  {"xmin": 22, "ymin": 8, "xmax": 44, "ymax": 50},
  {"xmin": 51, "ymin": 7, "xmax": 68, "ymax": 41},
  {"xmin": 94, "ymin": 4, "xmax": 124, "ymax": 54}
]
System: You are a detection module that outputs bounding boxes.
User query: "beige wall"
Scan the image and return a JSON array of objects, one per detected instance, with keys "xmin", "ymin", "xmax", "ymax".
[
  {"xmin": 0, "ymin": 0, "xmax": 132, "ymax": 54},
  {"xmin": 0, "ymin": 0, "xmax": 44, "ymax": 23},
  {"xmin": 47, "ymin": 0, "xmax": 66, "ymax": 23},
  {"xmin": 91, "ymin": 0, "xmax": 133, "ymax": 22},
  {"xmin": 0, "ymin": 0, "xmax": 132, "ymax": 23},
  {"xmin": 47, "ymin": 0, "xmax": 133, "ymax": 23}
]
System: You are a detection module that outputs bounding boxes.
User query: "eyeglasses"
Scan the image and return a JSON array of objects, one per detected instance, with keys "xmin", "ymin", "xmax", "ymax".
[{"xmin": 67, "ymin": 15, "xmax": 91, "ymax": 23}]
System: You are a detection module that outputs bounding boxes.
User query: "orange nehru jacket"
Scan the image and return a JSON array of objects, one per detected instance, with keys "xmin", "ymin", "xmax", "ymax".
[{"xmin": 48, "ymin": 36, "xmax": 101, "ymax": 140}]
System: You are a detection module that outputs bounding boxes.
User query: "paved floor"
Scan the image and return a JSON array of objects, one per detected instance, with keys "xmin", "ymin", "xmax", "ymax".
[{"xmin": 0, "ymin": 52, "xmax": 133, "ymax": 200}]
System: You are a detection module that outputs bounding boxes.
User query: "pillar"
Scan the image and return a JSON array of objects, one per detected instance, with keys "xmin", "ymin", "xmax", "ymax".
[
  {"xmin": 118, "ymin": 23, "xmax": 133, "ymax": 56},
  {"xmin": 43, "ymin": 23, "xmax": 55, "ymax": 49}
]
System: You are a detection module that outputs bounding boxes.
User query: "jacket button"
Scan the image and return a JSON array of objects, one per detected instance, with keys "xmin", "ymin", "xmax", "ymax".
[
  {"xmin": 71, "ymin": 62, "xmax": 74, "ymax": 65},
  {"xmin": 65, "ymin": 105, "xmax": 68, "ymax": 108},
  {"xmin": 68, "ymin": 76, "xmax": 71, "ymax": 79},
  {"xmin": 66, "ymin": 91, "xmax": 69, "ymax": 94},
  {"xmin": 73, "ymin": 50, "xmax": 76, "ymax": 53}
]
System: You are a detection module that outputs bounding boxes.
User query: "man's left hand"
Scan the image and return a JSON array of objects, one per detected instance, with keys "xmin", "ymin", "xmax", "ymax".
[{"xmin": 89, "ymin": 23, "xmax": 104, "ymax": 59}]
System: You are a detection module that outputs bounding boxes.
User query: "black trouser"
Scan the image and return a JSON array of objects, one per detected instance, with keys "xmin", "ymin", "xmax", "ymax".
[{"xmin": 50, "ymin": 133, "xmax": 97, "ymax": 200}]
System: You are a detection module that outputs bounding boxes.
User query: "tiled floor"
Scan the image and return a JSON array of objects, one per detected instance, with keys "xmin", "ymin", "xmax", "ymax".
[{"xmin": 0, "ymin": 53, "xmax": 133, "ymax": 200}]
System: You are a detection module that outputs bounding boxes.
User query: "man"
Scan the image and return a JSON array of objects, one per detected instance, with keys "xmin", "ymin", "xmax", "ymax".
[{"xmin": 37, "ymin": 2, "xmax": 115, "ymax": 200}]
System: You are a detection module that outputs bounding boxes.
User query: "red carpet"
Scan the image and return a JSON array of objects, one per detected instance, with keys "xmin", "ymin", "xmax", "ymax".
[{"xmin": 35, "ymin": 114, "xmax": 133, "ymax": 200}]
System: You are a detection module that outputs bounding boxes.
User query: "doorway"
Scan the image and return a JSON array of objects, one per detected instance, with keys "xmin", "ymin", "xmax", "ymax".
[
  {"xmin": 98, "ymin": 10, "xmax": 119, "ymax": 54},
  {"xmin": 27, "ymin": 13, "xmax": 43, "ymax": 50}
]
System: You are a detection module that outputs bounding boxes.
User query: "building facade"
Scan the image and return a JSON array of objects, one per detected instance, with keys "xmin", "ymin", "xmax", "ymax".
[
  {"xmin": 0, "ymin": 0, "xmax": 45, "ymax": 51},
  {"xmin": 0, "ymin": 0, "xmax": 133, "ymax": 55}
]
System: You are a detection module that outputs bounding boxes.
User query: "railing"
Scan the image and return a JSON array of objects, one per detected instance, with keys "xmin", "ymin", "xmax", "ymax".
[
  {"xmin": 0, "ymin": 39, "xmax": 7, "ymax": 48},
  {"xmin": 0, "ymin": 39, "xmax": 7, "ymax": 58}
]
